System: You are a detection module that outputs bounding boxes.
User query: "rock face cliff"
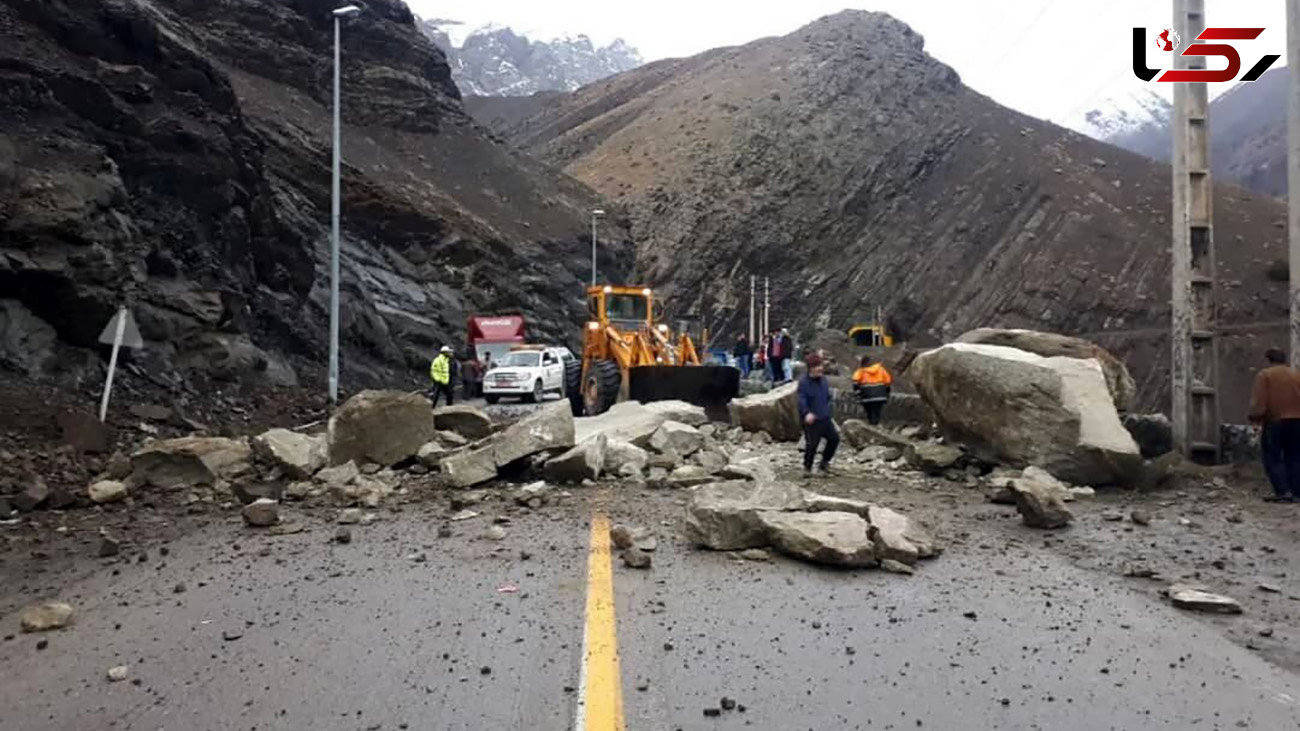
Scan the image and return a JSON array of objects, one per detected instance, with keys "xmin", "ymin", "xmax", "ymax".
[
  {"xmin": 0, "ymin": 0, "xmax": 627, "ymax": 395},
  {"xmin": 488, "ymin": 10, "xmax": 1290, "ymax": 419}
]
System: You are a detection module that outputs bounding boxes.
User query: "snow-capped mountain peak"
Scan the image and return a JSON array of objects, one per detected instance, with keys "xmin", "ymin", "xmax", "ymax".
[
  {"xmin": 1064, "ymin": 88, "xmax": 1172, "ymax": 141},
  {"xmin": 417, "ymin": 19, "xmax": 644, "ymax": 97}
]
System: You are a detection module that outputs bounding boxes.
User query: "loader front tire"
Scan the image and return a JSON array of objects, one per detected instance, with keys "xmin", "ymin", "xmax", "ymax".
[
  {"xmin": 582, "ymin": 359, "xmax": 621, "ymax": 416},
  {"xmin": 565, "ymin": 360, "xmax": 584, "ymax": 416}
]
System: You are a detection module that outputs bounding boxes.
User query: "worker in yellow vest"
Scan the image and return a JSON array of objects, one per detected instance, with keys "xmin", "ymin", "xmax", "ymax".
[{"xmin": 429, "ymin": 345, "xmax": 456, "ymax": 407}]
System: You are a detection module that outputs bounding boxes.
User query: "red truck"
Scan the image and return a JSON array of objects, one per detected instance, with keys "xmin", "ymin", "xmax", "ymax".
[{"xmin": 467, "ymin": 315, "xmax": 525, "ymax": 368}]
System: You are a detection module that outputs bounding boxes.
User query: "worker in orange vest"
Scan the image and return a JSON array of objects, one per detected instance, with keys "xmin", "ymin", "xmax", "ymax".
[{"xmin": 852, "ymin": 355, "xmax": 893, "ymax": 425}]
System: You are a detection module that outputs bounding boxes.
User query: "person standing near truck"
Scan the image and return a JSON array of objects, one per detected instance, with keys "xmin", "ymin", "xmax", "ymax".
[{"xmin": 429, "ymin": 345, "xmax": 456, "ymax": 407}]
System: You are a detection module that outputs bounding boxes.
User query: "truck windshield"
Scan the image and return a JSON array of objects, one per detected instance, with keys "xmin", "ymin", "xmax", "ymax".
[
  {"xmin": 494, "ymin": 352, "xmax": 541, "ymax": 368},
  {"xmin": 607, "ymin": 294, "xmax": 649, "ymax": 322}
]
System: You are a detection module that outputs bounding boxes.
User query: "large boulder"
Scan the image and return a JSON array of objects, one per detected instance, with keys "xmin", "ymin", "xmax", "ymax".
[
  {"xmin": 756, "ymin": 511, "xmax": 878, "ymax": 567},
  {"xmin": 649, "ymin": 421, "xmax": 705, "ymax": 457},
  {"xmin": 544, "ymin": 435, "xmax": 607, "ymax": 483},
  {"xmin": 433, "ymin": 405, "xmax": 493, "ymax": 441},
  {"xmin": 683, "ymin": 481, "xmax": 806, "ymax": 550},
  {"xmin": 575, "ymin": 401, "xmax": 666, "ymax": 446},
  {"xmin": 956, "ymin": 328, "xmax": 1137, "ymax": 411},
  {"xmin": 684, "ymin": 481, "xmax": 942, "ymax": 570},
  {"xmin": 493, "ymin": 401, "xmax": 575, "ymax": 465},
  {"xmin": 640, "ymin": 400, "xmax": 709, "ymax": 427},
  {"xmin": 728, "ymin": 382, "xmax": 801, "ymax": 441},
  {"xmin": 441, "ymin": 402, "xmax": 575, "ymax": 488},
  {"xmin": 912, "ymin": 343, "xmax": 1141, "ymax": 486},
  {"xmin": 253, "ymin": 429, "xmax": 326, "ymax": 479},
  {"xmin": 131, "ymin": 437, "xmax": 253, "ymax": 488},
  {"xmin": 329, "ymin": 390, "xmax": 439, "ymax": 467}
]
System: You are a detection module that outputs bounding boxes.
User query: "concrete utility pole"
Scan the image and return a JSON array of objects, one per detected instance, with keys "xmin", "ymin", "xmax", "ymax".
[
  {"xmin": 590, "ymin": 209, "xmax": 605, "ymax": 285},
  {"xmin": 1289, "ymin": 0, "xmax": 1300, "ymax": 365},
  {"xmin": 763, "ymin": 277, "xmax": 770, "ymax": 335},
  {"xmin": 749, "ymin": 275, "xmax": 756, "ymax": 344},
  {"xmin": 329, "ymin": 4, "xmax": 361, "ymax": 408},
  {"xmin": 1170, "ymin": 0, "xmax": 1221, "ymax": 462}
]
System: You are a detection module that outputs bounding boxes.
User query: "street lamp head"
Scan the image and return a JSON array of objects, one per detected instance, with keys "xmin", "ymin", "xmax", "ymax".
[
  {"xmin": 333, "ymin": 5, "xmax": 362, "ymax": 17},
  {"xmin": 592, "ymin": 209, "xmax": 606, "ymax": 216}
]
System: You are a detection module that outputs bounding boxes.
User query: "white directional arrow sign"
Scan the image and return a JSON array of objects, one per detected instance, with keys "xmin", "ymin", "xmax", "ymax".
[{"xmin": 98, "ymin": 307, "xmax": 144, "ymax": 422}]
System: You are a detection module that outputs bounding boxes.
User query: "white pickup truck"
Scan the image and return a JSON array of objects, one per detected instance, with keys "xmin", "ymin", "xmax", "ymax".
[{"xmin": 483, "ymin": 347, "xmax": 576, "ymax": 404}]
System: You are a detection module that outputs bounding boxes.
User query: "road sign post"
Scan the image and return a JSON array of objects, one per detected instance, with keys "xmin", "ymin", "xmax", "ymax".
[{"xmin": 97, "ymin": 307, "xmax": 144, "ymax": 422}]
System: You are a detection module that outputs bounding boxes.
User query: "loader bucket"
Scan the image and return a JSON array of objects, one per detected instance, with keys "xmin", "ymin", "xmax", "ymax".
[{"xmin": 628, "ymin": 365, "xmax": 740, "ymax": 410}]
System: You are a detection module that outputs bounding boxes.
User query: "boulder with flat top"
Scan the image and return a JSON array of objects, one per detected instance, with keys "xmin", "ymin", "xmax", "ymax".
[
  {"xmin": 434, "ymin": 405, "xmax": 493, "ymax": 441},
  {"xmin": 956, "ymin": 328, "xmax": 1136, "ymax": 411},
  {"xmin": 912, "ymin": 343, "xmax": 1141, "ymax": 486},
  {"xmin": 253, "ymin": 429, "xmax": 326, "ymax": 479},
  {"xmin": 728, "ymin": 382, "xmax": 801, "ymax": 441},
  {"xmin": 329, "ymin": 390, "xmax": 439, "ymax": 467},
  {"xmin": 575, "ymin": 401, "xmax": 666, "ymax": 447},
  {"xmin": 757, "ymin": 511, "xmax": 878, "ymax": 567},
  {"xmin": 544, "ymin": 435, "xmax": 607, "ymax": 483},
  {"xmin": 441, "ymin": 402, "xmax": 575, "ymax": 487},
  {"xmin": 131, "ymin": 437, "xmax": 253, "ymax": 488}
]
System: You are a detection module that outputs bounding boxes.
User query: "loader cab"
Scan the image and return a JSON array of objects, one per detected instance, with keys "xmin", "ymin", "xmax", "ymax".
[{"xmin": 587, "ymin": 285, "xmax": 655, "ymax": 331}]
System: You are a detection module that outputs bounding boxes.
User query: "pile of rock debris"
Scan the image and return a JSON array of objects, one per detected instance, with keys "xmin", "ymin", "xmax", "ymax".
[{"xmin": 4, "ymin": 328, "xmax": 1200, "ymax": 580}]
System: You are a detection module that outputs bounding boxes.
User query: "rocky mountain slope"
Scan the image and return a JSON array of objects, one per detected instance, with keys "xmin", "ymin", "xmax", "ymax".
[
  {"xmin": 416, "ymin": 21, "xmax": 642, "ymax": 97},
  {"xmin": 0, "ymin": 0, "xmax": 629, "ymax": 397},
  {"xmin": 489, "ymin": 11, "xmax": 1291, "ymax": 419},
  {"xmin": 1110, "ymin": 68, "xmax": 1289, "ymax": 198}
]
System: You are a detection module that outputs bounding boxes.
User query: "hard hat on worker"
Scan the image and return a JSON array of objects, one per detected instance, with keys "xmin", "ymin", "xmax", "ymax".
[{"xmin": 439, "ymin": 346, "xmax": 453, "ymax": 354}]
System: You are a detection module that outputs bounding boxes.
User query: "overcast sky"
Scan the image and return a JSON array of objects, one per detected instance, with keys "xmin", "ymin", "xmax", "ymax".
[{"xmin": 404, "ymin": 0, "xmax": 1287, "ymax": 128}]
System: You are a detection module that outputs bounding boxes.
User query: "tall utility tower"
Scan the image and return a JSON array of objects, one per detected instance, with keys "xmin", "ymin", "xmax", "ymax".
[{"xmin": 1170, "ymin": 0, "xmax": 1221, "ymax": 462}]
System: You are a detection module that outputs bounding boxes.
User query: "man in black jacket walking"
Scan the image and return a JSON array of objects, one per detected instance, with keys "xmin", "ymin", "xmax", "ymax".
[{"xmin": 797, "ymin": 353, "xmax": 839, "ymax": 475}]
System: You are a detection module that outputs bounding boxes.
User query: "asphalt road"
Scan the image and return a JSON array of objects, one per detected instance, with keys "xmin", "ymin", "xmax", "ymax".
[{"xmin": 3, "ymin": 485, "xmax": 1300, "ymax": 730}]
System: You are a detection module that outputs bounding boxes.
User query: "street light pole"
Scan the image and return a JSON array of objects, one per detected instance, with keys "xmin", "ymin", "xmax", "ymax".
[
  {"xmin": 590, "ymin": 209, "xmax": 605, "ymax": 285},
  {"xmin": 329, "ymin": 5, "xmax": 361, "ymax": 407}
]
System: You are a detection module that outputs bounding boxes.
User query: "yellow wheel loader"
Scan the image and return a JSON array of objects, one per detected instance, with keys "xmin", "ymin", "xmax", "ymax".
[{"xmin": 568, "ymin": 285, "xmax": 740, "ymax": 416}]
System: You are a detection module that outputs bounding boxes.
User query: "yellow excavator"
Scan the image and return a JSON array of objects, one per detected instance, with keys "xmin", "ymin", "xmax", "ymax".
[{"xmin": 567, "ymin": 284, "xmax": 740, "ymax": 416}]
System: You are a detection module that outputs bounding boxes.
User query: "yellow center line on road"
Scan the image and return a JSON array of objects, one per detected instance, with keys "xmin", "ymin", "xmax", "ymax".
[{"xmin": 574, "ymin": 512, "xmax": 625, "ymax": 731}]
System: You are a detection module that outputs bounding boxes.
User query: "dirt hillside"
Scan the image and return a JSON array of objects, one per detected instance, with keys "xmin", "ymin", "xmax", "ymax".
[{"xmin": 488, "ymin": 10, "xmax": 1290, "ymax": 420}]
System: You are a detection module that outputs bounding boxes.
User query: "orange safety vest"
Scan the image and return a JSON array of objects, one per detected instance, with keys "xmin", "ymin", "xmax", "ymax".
[{"xmin": 853, "ymin": 363, "xmax": 892, "ymax": 386}]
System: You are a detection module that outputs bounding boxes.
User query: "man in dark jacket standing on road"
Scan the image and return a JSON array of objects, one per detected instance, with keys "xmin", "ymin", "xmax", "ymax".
[
  {"xmin": 797, "ymin": 353, "xmax": 839, "ymax": 475},
  {"xmin": 1250, "ymin": 348, "xmax": 1300, "ymax": 502},
  {"xmin": 733, "ymin": 335, "xmax": 753, "ymax": 378}
]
